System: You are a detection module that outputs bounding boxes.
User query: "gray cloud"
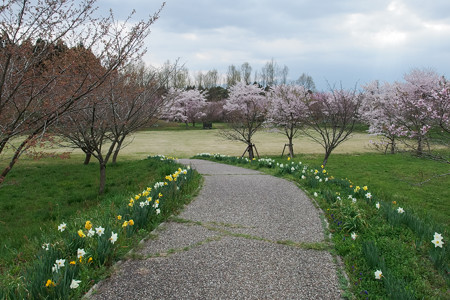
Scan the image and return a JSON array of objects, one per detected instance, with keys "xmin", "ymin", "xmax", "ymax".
[{"xmin": 96, "ymin": 0, "xmax": 450, "ymax": 89}]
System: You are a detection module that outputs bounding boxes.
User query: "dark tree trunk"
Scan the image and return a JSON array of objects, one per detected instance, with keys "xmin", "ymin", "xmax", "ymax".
[
  {"xmin": 84, "ymin": 152, "xmax": 92, "ymax": 165},
  {"xmin": 248, "ymin": 144, "xmax": 254, "ymax": 160},
  {"xmin": 0, "ymin": 133, "xmax": 34, "ymax": 185},
  {"xmin": 322, "ymin": 150, "xmax": 331, "ymax": 167},
  {"xmin": 288, "ymin": 137, "xmax": 294, "ymax": 158},
  {"xmin": 112, "ymin": 136, "xmax": 125, "ymax": 164},
  {"xmin": 99, "ymin": 163, "xmax": 106, "ymax": 195},
  {"xmin": 416, "ymin": 136, "xmax": 423, "ymax": 156}
]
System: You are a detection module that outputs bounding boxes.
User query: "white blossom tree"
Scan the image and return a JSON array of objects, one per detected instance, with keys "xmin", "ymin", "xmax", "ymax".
[
  {"xmin": 165, "ymin": 88, "xmax": 207, "ymax": 127},
  {"xmin": 221, "ymin": 82, "xmax": 268, "ymax": 159},
  {"xmin": 267, "ymin": 84, "xmax": 310, "ymax": 158}
]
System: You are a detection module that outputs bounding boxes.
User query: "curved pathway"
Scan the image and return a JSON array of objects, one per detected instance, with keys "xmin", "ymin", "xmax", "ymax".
[{"xmin": 87, "ymin": 159, "xmax": 341, "ymax": 299}]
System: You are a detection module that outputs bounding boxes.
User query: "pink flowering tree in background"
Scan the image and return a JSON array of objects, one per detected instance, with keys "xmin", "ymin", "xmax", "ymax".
[
  {"xmin": 385, "ymin": 69, "xmax": 441, "ymax": 156},
  {"xmin": 361, "ymin": 80, "xmax": 400, "ymax": 154},
  {"xmin": 302, "ymin": 87, "xmax": 362, "ymax": 166},
  {"xmin": 267, "ymin": 84, "xmax": 311, "ymax": 158},
  {"xmin": 165, "ymin": 88, "xmax": 207, "ymax": 127},
  {"xmin": 221, "ymin": 82, "xmax": 268, "ymax": 159}
]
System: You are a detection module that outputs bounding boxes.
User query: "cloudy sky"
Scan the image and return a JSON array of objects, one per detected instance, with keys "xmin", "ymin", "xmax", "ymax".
[{"xmin": 97, "ymin": 0, "xmax": 450, "ymax": 90}]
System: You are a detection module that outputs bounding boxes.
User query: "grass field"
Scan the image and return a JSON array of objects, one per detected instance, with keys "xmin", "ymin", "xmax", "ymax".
[{"xmin": 15, "ymin": 124, "xmax": 379, "ymax": 162}]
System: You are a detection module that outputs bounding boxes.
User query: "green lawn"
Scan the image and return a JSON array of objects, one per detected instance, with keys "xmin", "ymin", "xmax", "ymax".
[
  {"xmin": 0, "ymin": 156, "xmax": 194, "ymax": 279},
  {"xmin": 291, "ymin": 152, "xmax": 450, "ymax": 233}
]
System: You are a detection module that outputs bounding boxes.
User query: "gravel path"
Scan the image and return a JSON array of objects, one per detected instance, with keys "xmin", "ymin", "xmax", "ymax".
[{"xmin": 86, "ymin": 159, "xmax": 342, "ymax": 299}]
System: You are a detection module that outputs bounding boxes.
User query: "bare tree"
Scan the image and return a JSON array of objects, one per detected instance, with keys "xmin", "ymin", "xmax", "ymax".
[
  {"xmin": 226, "ymin": 64, "xmax": 241, "ymax": 87},
  {"xmin": 241, "ymin": 62, "xmax": 252, "ymax": 85},
  {"xmin": 295, "ymin": 73, "xmax": 316, "ymax": 91},
  {"xmin": 204, "ymin": 69, "xmax": 219, "ymax": 89},
  {"xmin": 0, "ymin": 0, "xmax": 165, "ymax": 184}
]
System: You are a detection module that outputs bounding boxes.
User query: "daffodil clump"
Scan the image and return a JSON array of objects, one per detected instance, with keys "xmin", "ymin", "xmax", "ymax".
[
  {"xmin": 20, "ymin": 156, "xmax": 195, "ymax": 299},
  {"xmin": 194, "ymin": 153, "xmax": 448, "ymax": 299}
]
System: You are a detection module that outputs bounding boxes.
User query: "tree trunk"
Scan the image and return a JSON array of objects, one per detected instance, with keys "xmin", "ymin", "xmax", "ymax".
[
  {"xmin": 390, "ymin": 138, "xmax": 396, "ymax": 154},
  {"xmin": 112, "ymin": 137, "xmax": 125, "ymax": 164},
  {"xmin": 322, "ymin": 150, "xmax": 331, "ymax": 167},
  {"xmin": 0, "ymin": 133, "xmax": 34, "ymax": 185},
  {"xmin": 288, "ymin": 137, "xmax": 294, "ymax": 158},
  {"xmin": 247, "ymin": 144, "xmax": 254, "ymax": 160},
  {"xmin": 417, "ymin": 136, "xmax": 423, "ymax": 156},
  {"xmin": 99, "ymin": 163, "xmax": 106, "ymax": 195},
  {"xmin": 84, "ymin": 152, "xmax": 92, "ymax": 165}
]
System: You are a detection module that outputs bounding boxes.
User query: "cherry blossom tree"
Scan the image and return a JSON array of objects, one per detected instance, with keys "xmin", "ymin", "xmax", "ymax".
[
  {"xmin": 221, "ymin": 82, "xmax": 268, "ymax": 159},
  {"xmin": 267, "ymin": 84, "xmax": 310, "ymax": 158},
  {"xmin": 384, "ymin": 69, "xmax": 441, "ymax": 155},
  {"xmin": 361, "ymin": 80, "xmax": 399, "ymax": 154},
  {"xmin": 302, "ymin": 87, "xmax": 362, "ymax": 166},
  {"xmin": 165, "ymin": 88, "xmax": 207, "ymax": 127},
  {"xmin": 0, "ymin": 0, "xmax": 165, "ymax": 184}
]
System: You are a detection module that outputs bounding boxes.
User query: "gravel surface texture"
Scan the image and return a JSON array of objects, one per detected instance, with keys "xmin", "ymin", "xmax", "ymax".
[{"xmin": 86, "ymin": 159, "xmax": 341, "ymax": 299}]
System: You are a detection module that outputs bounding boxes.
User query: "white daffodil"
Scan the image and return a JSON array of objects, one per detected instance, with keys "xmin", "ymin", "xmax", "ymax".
[
  {"xmin": 365, "ymin": 192, "xmax": 372, "ymax": 199},
  {"xmin": 77, "ymin": 248, "xmax": 86, "ymax": 259},
  {"xmin": 301, "ymin": 175, "xmax": 306, "ymax": 179},
  {"xmin": 376, "ymin": 202, "xmax": 380, "ymax": 209},
  {"xmin": 374, "ymin": 270, "xmax": 383, "ymax": 279},
  {"xmin": 109, "ymin": 232, "xmax": 118, "ymax": 244},
  {"xmin": 140, "ymin": 201, "xmax": 145, "ymax": 208},
  {"xmin": 351, "ymin": 232, "xmax": 357, "ymax": 240},
  {"xmin": 70, "ymin": 279, "xmax": 81, "ymax": 289},
  {"xmin": 313, "ymin": 192, "xmax": 318, "ymax": 197},
  {"xmin": 434, "ymin": 232, "xmax": 443, "ymax": 240},
  {"xmin": 431, "ymin": 237, "xmax": 444, "ymax": 248},
  {"xmin": 156, "ymin": 208, "xmax": 161, "ymax": 215},
  {"xmin": 55, "ymin": 259, "xmax": 65, "ymax": 268},
  {"xmin": 397, "ymin": 207, "xmax": 405, "ymax": 214},
  {"xmin": 42, "ymin": 243, "xmax": 50, "ymax": 251},
  {"xmin": 52, "ymin": 263, "xmax": 59, "ymax": 273},
  {"xmin": 352, "ymin": 198, "xmax": 357, "ymax": 203},
  {"xmin": 58, "ymin": 222, "xmax": 66, "ymax": 232},
  {"xmin": 87, "ymin": 228, "xmax": 95, "ymax": 237},
  {"xmin": 95, "ymin": 226, "xmax": 105, "ymax": 236}
]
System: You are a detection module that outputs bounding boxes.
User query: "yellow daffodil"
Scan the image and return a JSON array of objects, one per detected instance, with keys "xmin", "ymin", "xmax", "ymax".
[
  {"xmin": 117, "ymin": 215, "xmax": 122, "ymax": 220},
  {"xmin": 287, "ymin": 157, "xmax": 291, "ymax": 161},
  {"xmin": 70, "ymin": 261, "xmax": 76, "ymax": 265},
  {"xmin": 128, "ymin": 219, "xmax": 134, "ymax": 226},
  {"xmin": 321, "ymin": 165, "xmax": 324, "ymax": 168},
  {"xmin": 159, "ymin": 193, "xmax": 163, "ymax": 198},
  {"xmin": 45, "ymin": 279, "xmax": 56, "ymax": 287},
  {"xmin": 88, "ymin": 257, "xmax": 93, "ymax": 263},
  {"xmin": 363, "ymin": 186, "xmax": 368, "ymax": 191},
  {"xmin": 85, "ymin": 221, "xmax": 92, "ymax": 230},
  {"xmin": 142, "ymin": 190, "xmax": 149, "ymax": 197},
  {"xmin": 77, "ymin": 230, "xmax": 86, "ymax": 238},
  {"xmin": 147, "ymin": 197, "xmax": 152, "ymax": 202},
  {"xmin": 322, "ymin": 169, "xmax": 327, "ymax": 174},
  {"xmin": 146, "ymin": 187, "xmax": 152, "ymax": 192},
  {"xmin": 135, "ymin": 195, "xmax": 140, "ymax": 200},
  {"xmin": 122, "ymin": 221, "xmax": 129, "ymax": 227},
  {"xmin": 164, "ymin": 182, "xmax": 168, "ymax": 186}
]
